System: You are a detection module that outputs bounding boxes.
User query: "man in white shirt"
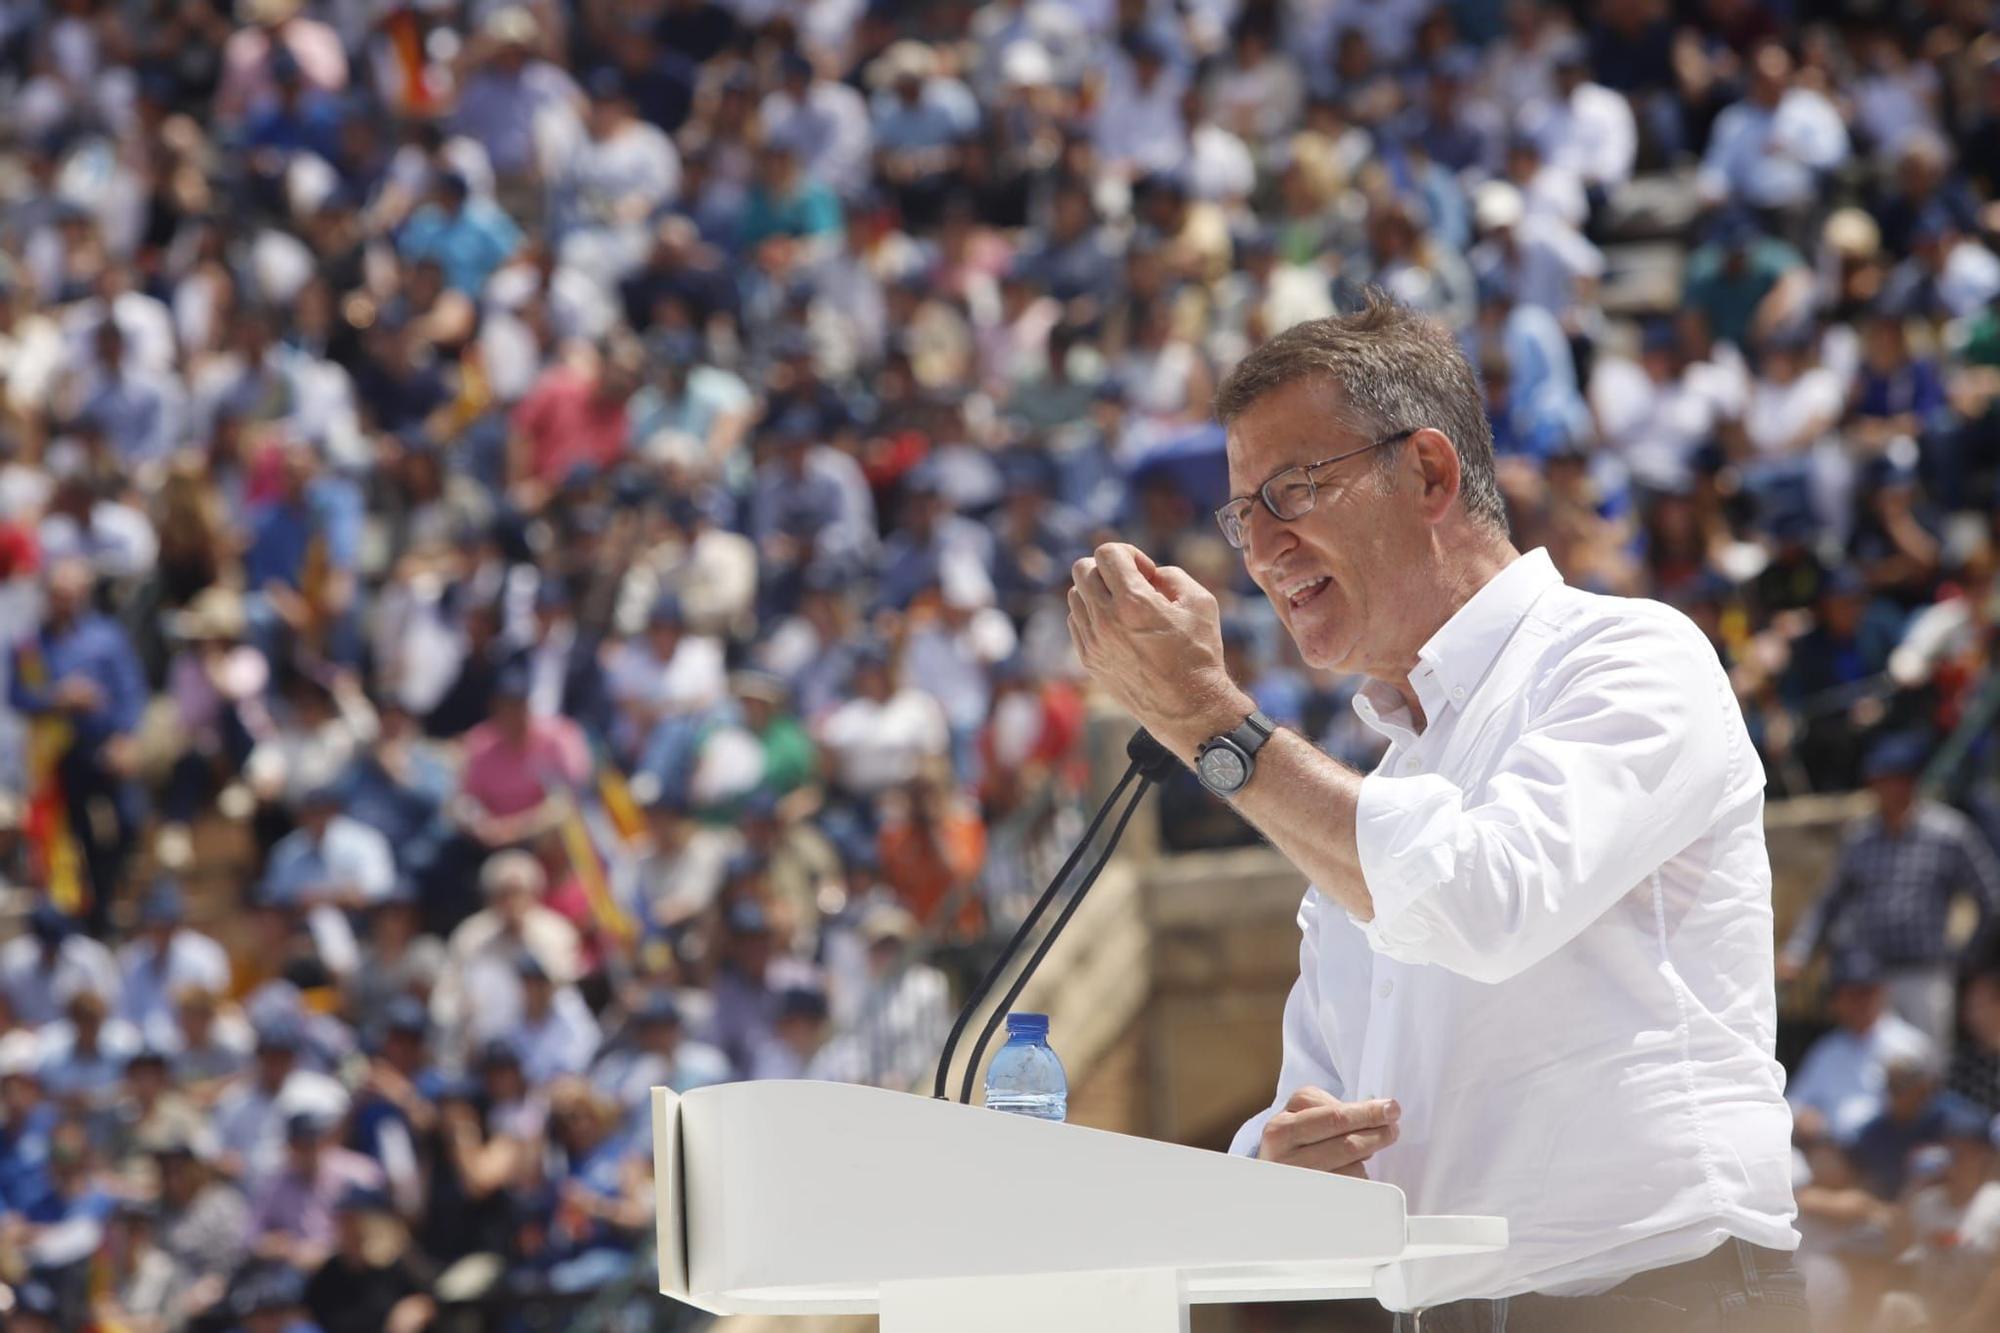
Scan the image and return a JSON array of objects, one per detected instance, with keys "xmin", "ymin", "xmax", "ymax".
[
  {"xmin": 115, "ymin": 879, "xmax": 232, "ymax": 1049},
  {"xmin": 1785, "ymin": 951, "xmax": 1934, "ymax": 1145},
  {"xmin": 1697, "ymin": 42, "xmax": 1849, "ymax": 216},
  {"xmin": 1523, "ymin": 46, "xmax": 1636, "ymax": 201},
  {"xmin": 1065, "ymin": 296, "xmax": 1803, "ymax": 1328}
]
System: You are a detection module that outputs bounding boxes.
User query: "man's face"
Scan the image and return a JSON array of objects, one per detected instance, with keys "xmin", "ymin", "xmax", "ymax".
[
  {"xmin": 1226, "ymin": 380, "xmax": 1431, "ymax": 678},
  {"xmin": 494, "ymin": 884, "xmax": 532, "ymax": 930},
  {"xmin": 45, "ymin": 562, "xmax": 90, "ymax": 622},
  {"xmin": 1829, "ymin": 982, "xmax": 1886, "ymax": 1033},
  {"xmin": 1872, "ymin": 772, "xmax": 1917, "ymax": 824}
]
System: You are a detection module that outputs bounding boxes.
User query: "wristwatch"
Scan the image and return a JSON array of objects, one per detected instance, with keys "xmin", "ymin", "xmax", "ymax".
[{"xmin": 1194, "ymin": 710, "xmax": 1276, "ymax": 798}]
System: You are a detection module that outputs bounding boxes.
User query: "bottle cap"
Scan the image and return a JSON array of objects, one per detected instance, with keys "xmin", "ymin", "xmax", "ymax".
[{"xmin": 1005, "ymin": 1012, "xmax": 1049, "ymax": 1038}]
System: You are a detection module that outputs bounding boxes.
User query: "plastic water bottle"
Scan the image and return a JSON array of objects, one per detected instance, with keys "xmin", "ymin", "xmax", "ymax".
[{"xmin": 982, "ymin": 1012, "xmax": 1067, "ymax": 1121}]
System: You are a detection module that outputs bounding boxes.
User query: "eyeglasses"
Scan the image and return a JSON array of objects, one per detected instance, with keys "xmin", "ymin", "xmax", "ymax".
[{"xmin": 1214, "ymin": 428, "xmax": 1417, "ymax": 550}]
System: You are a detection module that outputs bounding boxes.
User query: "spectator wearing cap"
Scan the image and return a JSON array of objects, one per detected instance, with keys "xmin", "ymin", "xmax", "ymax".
[
  {"xmin": 513, "ymin": 952, "xmax": 601, "ymax": 1085},
  {"xmin": 35, "ymin": 986, "xmax": 140, "ymax": 1109},
  {"xmin": 1, "ymin": 901, "xmax": 120, "ymax": 1028},
  {"xmin": 603, "ymin": 590, "xmax": 726, "ymax": 764},
  {"xmin": 7, "ymin": 558, "xmax": 146, "ymax": 933},
  {"xmin": 430, "ymin": 850, "xmax": 580, "ymax": 1058},
  {"xmin": 1, "ymin": 1117, "xmax": 115, "ymax": 1303},
  {"xmin": 248, "ymin": 1110, "xmax": 384, "ymax": 1272},
  {"xmin": 94, "ymin": 1196, "xmax": 183, "ymax": 1332},
  {"xmin": 624, "ymin": 321, "xmax": 754, "ymax": 478},
  {"xmin": 1091, "ymin": 32, "xmax": 1189, "ymax": 178},
  {"xmin": 0, "ymin": 1030, "xmax": 59, "ymax": 1209},
  {"xmin": 752, "ymin": 560, "xmax": 865, "ymax": 723},
  {"xmin": 1466, "ymin": 178, "xmax": 1601, "ymax": 328},
  {"xmin": 63, "ymin": 319, "xmax": 188, "ymax": 472},
  {"xmin": 241, "ymin": 441, "xmax": 366, "ymax": 666},
  {"xmin": 1788, "ymin": 950, "xmax": 1938, "ymax": 1146},
  {"xmin": 1010, "ymin": 177, "xmax": 1123, "ymax": 307},
  {"xmin": 758, "ymin": 48, "xmax": 873, "ymax": 203},
  {"xmin": 729, "ymin": 673, "xmax": 817, "ymax": 800},
  {"xmin": 263, "ymin": 781, "xmax": 389, "ymax": 913},
  {"xmin": 215, "ymin": 0, "xmax": 349, "ymax": 128},
  {"xmin": 1588, "ymin": 314, "xmax": 1745, "ymax": 495},
  {"xmin": 210, "ymin": 1017, "xmax": 349, "ymax": 1186},
  {"xmin": 551, "ymin": 68, "xmax": 681, "ymax": 269},
  {"xmin": 1782, "ymin": 735, "xmax": 2000, "ymax": 1046},
  {"xmin": 738, "ymin": 139, "xmax": 845, "ymax": 255},
  {"xmin": 1846, "ymin": 1049, "xmax": 1967, "ymax": 1201},
  {"xmin": 450, "ymin": 6, "xmax": 583, "ymax": 194},
  {"xmin": 507, "ymin": 336, "xmax": 645, "ymax": 498},
  {"xmin": 1520, "ymin": 41, "xmax": 1635, "ymax": 205},
  {"xmin": 347, "ymin": 995, "xmax": 436, "ymax": 1219},
  {"xmin": 103, "ymin": 1045, "xmax": 204, "ymax": 1187},
  {"xmin": 632, "ymin": 785, "xmax": 741, "ymax": 931},
  {"xmin": 1872, "ymin": 208, "xmax": 2000, "ymax": 324},
  {"xmin": 970, "ymin": 0, "xmax": 1089, "ymax": 98},
  {"xmin": 868, "ymin": 42, "xmax": 979, "ymax": 221},
  {"xmin": 901, "ymin": 577, "xmax": 1016, "ymax": 782},
  {"xmin": 749, "ymin": 983, "xmax": 833, "ymax": 1080},
  {"xmin": 452, "ymin": 662, "xmax": 588, "ymax": 858},
  {"xmin": 705, "ymin": 896, "xmax": 785, "ymax": 1074},
  {"xmin": 423, "ymin": 1042, "xmax": 536, "ymax": 1269},
  {"xmin": 148, "ymin": 1125, "xmax": 251, "ymax": 1323},
  {"xmin": 334, "ymin": 704, "xmax": 455, "ymax": 885},
  {"xmin": 510, "ymin": 580, "xmax": 602, "ymax": 733},
  {"xmin": 748, "ymin": 406, "xmax": 879, "ymax": 599},
  {"xmin": 1894, "ymin": 1103, "xmax": 2000, "ymax": 1326},
  {"xmin": 819, "ymin": 902, "xmax": 949, "ymax": 1093},
  {"xmin": 345, "ymin": 879, "xmax": 446, "ymax": 1041},
  {"xmin": 302, "ymin": 1184, "xmax": 434, "ymax": 1333},
  {"xmin": 815, "ymin": 645, "xmax": 949, "ymax": 806},
  {"xmin": 170, "ymin": 985, "xmax": 257, "ymax": 1101},
  {"xmin": 589, "ymin": 990, "xmax": 728, "ymax": 1107},
  {"xmin": 1772, "ymin": 568, "xmax": 1901, "ymax": 787},
  {"xmin": 1740, "ymin": 321, "xmax": 1851, "ymax": 534},
  {"xmin": 1682, "ymin": 211, "xmax": 1815, "ymax": 355}
]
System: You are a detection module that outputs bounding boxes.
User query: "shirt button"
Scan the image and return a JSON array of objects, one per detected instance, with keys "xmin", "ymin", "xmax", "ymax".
[
  {"xmin": 1451, "ymin": 686, "xmax": 1466, "ymax": 701},
  {"xmin": 1377, "ymin": 980, "xmax": 1394, "ymax": 999}
]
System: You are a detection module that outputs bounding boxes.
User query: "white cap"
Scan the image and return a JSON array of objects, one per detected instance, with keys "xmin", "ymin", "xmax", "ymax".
[
  {"xmin": 0, "ymin": 1030, "xmax": 42, "ymax": 1079},
  {"xmin": 1474, "ymin": 181, "xmax": 1525, "ymax": 232},
  {"xmin": 1001, "ymin": 41, "xmax": 1055, "ymax": 89}
]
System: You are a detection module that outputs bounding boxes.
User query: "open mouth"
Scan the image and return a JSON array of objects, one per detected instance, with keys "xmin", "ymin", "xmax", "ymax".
[{"xmin": 1282, "ymin": 576, "xmax": 1332, "ymax": 609}]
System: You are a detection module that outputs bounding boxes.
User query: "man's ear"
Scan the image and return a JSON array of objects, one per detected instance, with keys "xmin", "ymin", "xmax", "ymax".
[{"xmin": 1410, "ymin": 428, "xmax": 1462, "ymax": 525}]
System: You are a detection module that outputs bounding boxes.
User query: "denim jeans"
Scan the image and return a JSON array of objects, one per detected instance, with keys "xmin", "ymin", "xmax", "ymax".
[{"xmin": 1392, "ymin": 1240, "xmax": 1810, "ymax": 1333}]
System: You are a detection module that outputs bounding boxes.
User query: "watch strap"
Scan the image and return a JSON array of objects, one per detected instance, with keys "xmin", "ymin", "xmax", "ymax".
[{"xmin": 1226, "ymin": 709, "xmax": 1276, "ymax": 756}]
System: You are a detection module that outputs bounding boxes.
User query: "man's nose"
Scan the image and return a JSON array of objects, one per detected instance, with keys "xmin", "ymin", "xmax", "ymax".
[{"xmin": 1241, "ymin": 502, "xmax": 1296, "ymax": 577}]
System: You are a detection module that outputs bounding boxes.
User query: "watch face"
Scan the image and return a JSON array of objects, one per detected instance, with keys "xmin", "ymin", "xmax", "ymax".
[{"xmin": 1200, "ymin": 745, "xmax": 1248, "ymax": 792}]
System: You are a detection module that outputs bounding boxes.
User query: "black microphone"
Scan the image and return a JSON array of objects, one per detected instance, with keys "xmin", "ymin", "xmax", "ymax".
[{"xmin": 931, "ymin": 729, "xmax": 1181, "ymax": 1103}]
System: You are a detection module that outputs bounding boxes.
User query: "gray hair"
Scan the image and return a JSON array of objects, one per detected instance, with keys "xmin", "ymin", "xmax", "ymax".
[{"xmin": 1212, "ymin": 291, "xmax": 1508, "ymax": 533}]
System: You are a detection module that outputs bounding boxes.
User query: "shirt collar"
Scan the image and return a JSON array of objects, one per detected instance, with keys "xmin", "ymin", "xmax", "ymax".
[{"xmin": 1353, "ymin": 547, "xmax": 1565, "ymax": 736}]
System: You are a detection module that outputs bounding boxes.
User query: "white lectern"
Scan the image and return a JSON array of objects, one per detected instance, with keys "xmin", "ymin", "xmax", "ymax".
[{"xmin": 652, "ymin": 1082, "xmax": 1506, "ymax": 1332}]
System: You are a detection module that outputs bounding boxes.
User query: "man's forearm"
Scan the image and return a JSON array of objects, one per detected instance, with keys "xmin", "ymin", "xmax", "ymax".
[{"xmin": 1159, "ymin": 707, "xmax": 1373, "ymax": 921}]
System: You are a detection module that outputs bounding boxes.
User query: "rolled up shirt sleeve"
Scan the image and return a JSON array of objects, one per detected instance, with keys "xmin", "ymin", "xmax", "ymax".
[
  {"xmin": 1230, "ymin": 888, "xmax": 1346, "ymax": 1157},
  {"xmin": 1353, "ymin": 613, "xmax": 1746, "ymax": 984}
]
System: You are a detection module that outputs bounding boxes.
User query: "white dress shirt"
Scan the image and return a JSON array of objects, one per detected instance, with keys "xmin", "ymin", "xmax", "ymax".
[{"xmin": 1230, "ymin": 548, "xmax": 1798, "ymax": 1309}]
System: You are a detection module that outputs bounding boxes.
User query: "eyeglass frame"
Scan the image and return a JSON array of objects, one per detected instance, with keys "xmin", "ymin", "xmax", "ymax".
[{"xmin": 1213, "ymin": 427, "xmax": 1420, "ymax": 549}]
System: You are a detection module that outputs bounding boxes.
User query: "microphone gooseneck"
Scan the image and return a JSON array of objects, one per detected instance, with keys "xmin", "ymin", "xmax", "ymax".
[{"xmin": 931, "ymin": 728, "xmax": 1181, "ymax": 1104}]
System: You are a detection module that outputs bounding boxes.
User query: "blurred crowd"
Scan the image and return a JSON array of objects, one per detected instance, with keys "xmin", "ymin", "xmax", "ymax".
[{"xmin": 0, "ymin": 0, "xmax": 1998, "ymax": 1327}]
